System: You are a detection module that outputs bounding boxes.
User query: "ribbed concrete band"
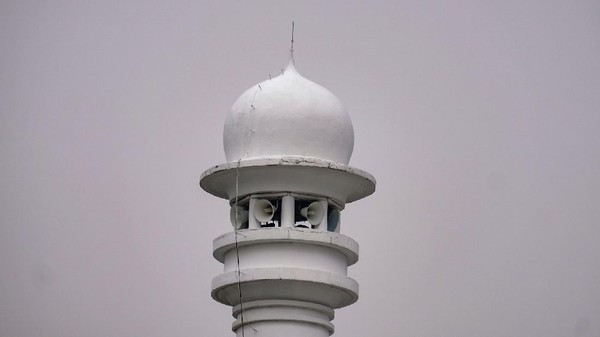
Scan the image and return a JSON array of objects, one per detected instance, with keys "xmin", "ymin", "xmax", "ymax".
[{"xmin": 232, "ymin": 299, "xmax": 335, "ymax": 334}]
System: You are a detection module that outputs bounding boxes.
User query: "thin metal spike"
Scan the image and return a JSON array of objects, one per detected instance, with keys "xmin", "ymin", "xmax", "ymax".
[
  {"xmin": 289, "ymin": 21, "xmax": 295, "ymax": 62},
  {"xmin": 291, "ymin": 21, "xmax": 295, "ymax": 51}
]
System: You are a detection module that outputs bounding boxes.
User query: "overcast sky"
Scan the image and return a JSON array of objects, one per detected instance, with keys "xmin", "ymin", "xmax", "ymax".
[{"xmin": 1, "ymin": 1, "xmax": 599, "ymax": 337}]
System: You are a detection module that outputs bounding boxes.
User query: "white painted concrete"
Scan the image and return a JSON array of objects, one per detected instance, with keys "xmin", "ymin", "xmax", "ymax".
[
  {"xmin": 200, "ymin": 157, "xmax": 375, "ymax": 207},
  {"xmin": 211, "ymin": 267, "xmax": 359, "ymax": 308},
  {"xmin": 202, "ymin": 58, "xmax": 375, "ymax": 336},
  {"xmin": 222, "ymin": 242, "xmax": 348, "ymax": 275},
  {"xmin": 223, "ymin": 61, "xmax": 354, "ymax": 165},
  {"xmin": 232, "ymin": 300, "xmax": 334, "ymax": 337},
  {"xmin": 281, "ymin": 195, "xmax": 295, "ymax": 228},
  {"xmin": 212, "ymin": 228, "xmax": 359, "ymax": 266}
]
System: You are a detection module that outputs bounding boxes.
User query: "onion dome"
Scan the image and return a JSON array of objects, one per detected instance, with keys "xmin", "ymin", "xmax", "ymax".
[{"xmin": 223, "ymin": 60, "xmax": 354, "ymax": 165}]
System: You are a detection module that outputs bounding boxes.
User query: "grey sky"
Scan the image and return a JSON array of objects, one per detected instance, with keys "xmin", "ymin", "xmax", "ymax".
[{"xmin": 1, "ymin": 1, "xmax": 599, "ymax": 336}]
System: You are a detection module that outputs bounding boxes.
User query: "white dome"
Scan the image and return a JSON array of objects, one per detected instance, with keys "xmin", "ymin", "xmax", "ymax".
[{"xmin": 223, "ymin": 61, "xmax": 354, "ymax": 165}]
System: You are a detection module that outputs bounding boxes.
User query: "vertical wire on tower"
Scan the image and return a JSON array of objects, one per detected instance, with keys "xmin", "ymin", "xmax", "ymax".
[
  {"xmin": 234, "ymin": 159, "xmax": 245, "ymax": 337},
  {"xmin": 232, "ymin": 22, "xmax": 296, "ymax": 336}
]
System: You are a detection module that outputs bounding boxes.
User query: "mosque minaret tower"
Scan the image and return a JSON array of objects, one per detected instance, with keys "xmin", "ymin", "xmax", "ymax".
[{"xmin": 200, "ymin": 40, "xmax": 375, "ymax": 336}]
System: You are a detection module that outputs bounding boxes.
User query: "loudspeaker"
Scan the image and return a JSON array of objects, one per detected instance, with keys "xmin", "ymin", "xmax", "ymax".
[
  {"xmin": 300, "ymin": 201, "xmax": 324, "ymax": 226},
  {"xmin": 229, "ymin": 205, "xmax": 249, "ymax": 230},
  {"xmin": 327, "ymin": 208, "xmax": 340, "ymax": 232},
  {"xmin": 253, "ymin": 199, "xmax": 277, "ymax": 223}
]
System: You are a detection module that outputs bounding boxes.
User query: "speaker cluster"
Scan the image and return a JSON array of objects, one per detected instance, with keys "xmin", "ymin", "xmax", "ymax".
[{"xmin": 229, "ymin": 195, "xmax": 340, "ymax": 231}]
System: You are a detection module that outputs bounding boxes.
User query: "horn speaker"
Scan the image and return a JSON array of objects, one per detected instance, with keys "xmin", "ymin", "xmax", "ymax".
[
  {"xmin": 300, "ymin": 201, "xmax": 325, "ymax": 226},
  {"xmin": 327, "ymin": 208, "xmax": 340, "ymax": 232},
  {"xmin": 229, "ymin": 206, "xmax": 249, "ymax": 230},
  {"xmin": 253, "ymin": 199, "xmax": 276, "ymax": 223}
]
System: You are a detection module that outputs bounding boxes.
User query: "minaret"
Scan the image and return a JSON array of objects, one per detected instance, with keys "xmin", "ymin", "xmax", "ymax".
[{"xmin": 200, "ymin": 50, "xmax": 375, "ymax": 336}]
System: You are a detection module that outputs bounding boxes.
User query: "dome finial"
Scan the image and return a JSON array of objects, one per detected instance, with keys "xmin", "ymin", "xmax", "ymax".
[{"xmin": 289, "ymin": 21, "xmax": 295, "ymax": 64}]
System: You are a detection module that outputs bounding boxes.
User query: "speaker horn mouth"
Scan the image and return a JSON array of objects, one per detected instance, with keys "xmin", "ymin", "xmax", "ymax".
[
  {"xmin": 253, "ymin": 199, "xmax": 277, "ymax": 223},
  {"xmin": 300, "ymin": 201, "xmax": 324, "ymax": 226},
  {"xmin": 230, "ymin": 206, "xmax": 249, "ymax": 230},
  {"xmin": 327, "ymin": 208, "xmax": 340, "ymax": 232}
]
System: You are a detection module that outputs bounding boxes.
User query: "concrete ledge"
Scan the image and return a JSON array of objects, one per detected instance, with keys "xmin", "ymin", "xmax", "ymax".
[
  {"xmin": 199, "ymin": 157, "xmax": 376, "ymax": 206},
  {"xmin": 211, "ymin": 267, "xmax": 359, "ymax": 309},
  {"xmin": 213, "ymin": 228, "xmax": 359, "ymax": 266}
]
